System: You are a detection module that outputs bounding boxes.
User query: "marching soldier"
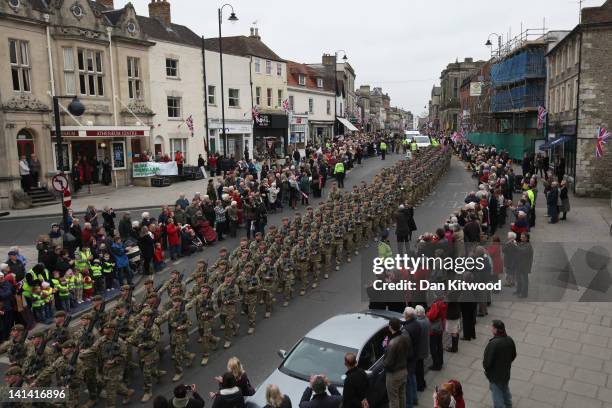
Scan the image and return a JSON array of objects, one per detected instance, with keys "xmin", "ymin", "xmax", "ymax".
[
  {"xmin": 0, "ymin": 324, "xmax": 28, "ymax": 364},
  {"xmin": 291, "ymin": 236, "xmax": 310, "ymax": 295},
  {"xmin": 157, "ymin": 297, "xmax": 195, "ymax": 382},
  {"xmin": 319, "ymin": 223, "xmax": 334, "ymax": 279},
  {"xmin": 187, "ymin": 285, "xmax": 219, "ymax": 365},
  {"xmin": 332, "ymin": 215, "xmax": 346, "ymax": 270},
  {"xmin": 212, "ymin": 274, "xmax": 241, "ymax": 349},
  {"xmin": 307, "ymin": 230, "xmax": 321, "ymax": 288},
  {"xmin": 70, "ymin": 313, "xmax": 99, "ymax": 407},
  {"xmin": 257, "ymin": 255, "xmax": 278, "ymax": 318},
  {"xmin": 236, "ymin": 263, "xmax": 260, "ymax": 334},
  {"xmin": 275, "ymin": 248, "xmax": 294, "ymax": 306}
]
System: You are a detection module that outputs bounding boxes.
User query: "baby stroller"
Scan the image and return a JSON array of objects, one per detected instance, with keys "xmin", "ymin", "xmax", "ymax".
[
  {"xmin": 514, "ymin": 174, "xmax": 525, "ymax": 193},
  {"xmin": 195, "ymin": 219, "xmax": 217, "ymax": 245}
]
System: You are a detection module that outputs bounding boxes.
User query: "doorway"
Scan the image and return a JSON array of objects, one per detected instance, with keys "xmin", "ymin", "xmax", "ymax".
[{"xmin": 16, "ymin": 129, "xmax": 34, "ymax": 159}]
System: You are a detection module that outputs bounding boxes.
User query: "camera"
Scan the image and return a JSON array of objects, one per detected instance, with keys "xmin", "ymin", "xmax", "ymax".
[{"xmin": 184, "ymin": 384, "xmax": 194, "ymax": 392}]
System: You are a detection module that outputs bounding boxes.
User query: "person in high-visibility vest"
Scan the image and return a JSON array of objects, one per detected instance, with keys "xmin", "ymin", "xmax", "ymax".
[
  {"xmin": 334, "ymin": 160, "xmax": 345, "ymax": 188},
  {"xmin": 431, "ymin": 138, "xmax": 440, "ymax": 147},
  {"xmin": 380, "ymin": 141, "xmax": 388, "ymax": 160},
  {"xmin": 402, "ymin": 138, "xmax": 409, "ymax": 154},
  {"xmin": 22, "ymin": 263, "xmax": 50, "ymax": 305},
  {"xmin": 411, "ymin": 140, "xmax": 418, "ymax": 152},
  {"xmin": 57, "ymin": 276, "xmax": 70, "ymax": 312},
  {"xmin": 31, "ymin": 285, "xmax": 45, "ymax": 322},
  {"xmin": 75, "ymin": 244, "xmax": 92, "ymax": 272},
  {"xmin": 91, "ymin": 259, "xmax": 103, "ymax": 295}
]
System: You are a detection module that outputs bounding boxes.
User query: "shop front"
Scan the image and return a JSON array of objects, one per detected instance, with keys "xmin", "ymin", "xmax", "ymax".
[
  {"xmin": 289, "ymin": 114, "xmax": 308, "ymax": 151},
  {"xmin": 308, "ymin": 120, "xmax": 333, "ymax": 146},
  {"xmin": 208, "ymin": 120, "xmax": 253, "ymax": 160},
  {"xmin": 253, "ymin": 113, "xmax": 289, "ymax": 159},
  {"xmin": 50, "ymin": 126, "xmax": 150, "ymax": 188}
]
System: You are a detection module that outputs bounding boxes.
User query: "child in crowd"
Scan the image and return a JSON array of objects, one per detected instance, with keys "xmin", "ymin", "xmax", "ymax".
[
  {"xmin": 74, "ymin": 268, "xmax": 83, "ymax": 304},
  {"xmin": 31, "ymin": 285, "xmax": 45, "ymax": 323},
  {"xmin": 102, "ymin": 253, "xmax": 115, "ymax": 291},
  {"xmin": 153, "ymin": 242, "xmax": 165, "ymax": 272},
  {"xmin": 65, "ymin": 270, "xmax": 75, "ymax": 308},
  {"xmin": 57, "ymin": 276, "xmax": 71, "ymax": 312},
  {"xmin": 41, "ymin": 281, "xmax": 54, "ymax": 323},
  {"xmin": 82, "ymin": 269, "xmax": 93, "ymax": 301},
  {"xmin": 91, "ymin": 259, "xmax": 104, "ymax": 294}
]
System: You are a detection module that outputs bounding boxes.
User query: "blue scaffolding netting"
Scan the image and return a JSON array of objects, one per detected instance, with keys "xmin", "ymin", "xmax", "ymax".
[
  {"xmin": 491, "ymin": 49, "xmax": 546, "ymax": 87},
  {"xmin": 491, "ymin": 82, "xmax": 545, "ymax": 112}
]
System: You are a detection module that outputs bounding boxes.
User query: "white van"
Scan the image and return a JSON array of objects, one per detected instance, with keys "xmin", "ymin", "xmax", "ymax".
[{"xmin": 414, "ymin": 135, "xmax": 432, "ymax": 148}]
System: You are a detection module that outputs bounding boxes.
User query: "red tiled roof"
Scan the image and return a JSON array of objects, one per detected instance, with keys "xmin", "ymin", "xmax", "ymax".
[{"xmin": 286, "ymin": 61, "xmax": 334, "ymax": 92}]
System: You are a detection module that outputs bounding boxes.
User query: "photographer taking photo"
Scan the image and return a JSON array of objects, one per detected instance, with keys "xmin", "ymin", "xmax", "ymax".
[{"xmin": 171, "ymin": 383, "xmax": 205, "ymax": 408}]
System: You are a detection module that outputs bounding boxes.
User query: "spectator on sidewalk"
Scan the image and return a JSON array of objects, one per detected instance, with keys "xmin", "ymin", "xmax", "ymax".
[
  {"xmin": 209, "ymin": 372, "xmax": 245, "ymax": 408},
  {"xmin": 383, "ymin": 317, "xmax": 412, "ymax": 408},
  {"xmin": 559, "ymin": 180, "xmax": 570, "ymax": 220},
  {"xmin": 402, "ymin": 307, "xmax": 421, "ymax": 408},
  {"xmin": 170, "ymin": 384, "xmax": 205, "ymax": 408},
  {"xmin": 264, "ymin": 384, "xmax": 292, "ymax": 408},
  {"xmin": 426, "ymin": 292, "xmax": 446, "ymax": 371},
  {"xmin": 395, "ymin": 205, "xmax": 417, "ymax": 255},
  {"xmin": 483, "ymin": 320, "xmax": 516, "ymax": 408},
  {"xmin": 414, "ymin": 305, "xmax": 430, "ymax": 392},
  {"xmin": 342, "ymin": 352, "xmax": 368, "ymax": 408},
  {"xmin": 514, "ymin": 233, "xmax": 533, "ymax": 298},
  {"xmin": 299, "ymin": 375, "xmax": 342, "ymax": 408}
]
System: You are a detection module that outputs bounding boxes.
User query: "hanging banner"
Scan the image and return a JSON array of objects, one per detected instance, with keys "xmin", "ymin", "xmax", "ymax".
[
  {"xmin": 469, "ymin": 82, "xmax": 483, "ymax": 96},
  {"xmin": 133, "ymin": 161, "xmax": 178, "ymax": 177}
]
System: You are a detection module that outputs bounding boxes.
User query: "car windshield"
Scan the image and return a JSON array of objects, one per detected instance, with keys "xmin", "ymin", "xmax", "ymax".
[
  {"xmin": 415, "ymin": 136, "xmax": 430, "ymax": 143},
  {"xmin": 280, "ymin": 338, "xmax": 358, "ymax": 385}
]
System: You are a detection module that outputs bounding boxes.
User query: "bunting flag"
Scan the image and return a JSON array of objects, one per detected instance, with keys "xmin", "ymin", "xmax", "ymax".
[
  {"xmin": 185, "ymin": 115, "xmax": 194, "ymax": 137},
  {"xmin": 537, "ymin": 106, "xmax": 548, "ymax": 130},
  {"xmin": 596, "ymin": 126, "xmax": 610, "ymax": 158}
]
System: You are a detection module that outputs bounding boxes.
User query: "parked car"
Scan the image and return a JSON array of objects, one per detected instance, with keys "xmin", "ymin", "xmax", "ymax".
[{"xmin": 246, "ymin": 310, "xmax": 403, "ymax": 408}]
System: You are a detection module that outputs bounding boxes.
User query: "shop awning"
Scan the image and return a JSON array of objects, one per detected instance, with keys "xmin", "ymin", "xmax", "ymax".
[
  {"xmin": 336, "ymin": 117, "xmax": 358, "ymax": 132},
  {"xmin": 50, "ymin": 126, "xmax": 150, "ymax": 138},
  {"xmin": 539, "ymin": 135, "xmax": 573, "ymax": 150}
]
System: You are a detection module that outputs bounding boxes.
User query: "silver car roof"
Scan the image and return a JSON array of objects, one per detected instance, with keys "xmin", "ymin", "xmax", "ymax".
[{"xmin": 302, "ymin": 311, "xmax": 398, "ymax": 350}]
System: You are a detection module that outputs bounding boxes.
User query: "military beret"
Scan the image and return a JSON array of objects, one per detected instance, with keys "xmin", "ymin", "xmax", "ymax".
[
  {"xmin": 5, "ymin": 366, "xmax": 22, "ymax": 376},
  {"xmin": 120, "ymin": 284, "xmax": 131, "ymax": 291},
  {"xmin": 193, "ymin": 272, "xmax": 204, "ymax": 279},
  {"xmin": 54, "ymin": 311, "xmax": 66, "ymax": 318},
  {"xmin": 11, "ymin": 324, "xmax": 25, "ymax": 331},
  {"xmin": 218, "ymin": 260, "xmax": 227, "ymax": 265},
  {"xmin": 114, "ymin": 302, "xmax": 127, "ymax": 310},
  {"xmin": 93, "ymin": 295, "xmax": 103, "ymax": 301},
  {"xmin": 140, "ymin": 309, "xmax": 154, "ymax": 317},
  {"xmin": 30, "ymin": 332, "xmax": 45, "ymax": 339},
  {"xmin": 146, "ymin": 293, "xmax": 159, "ymax": 300},
  {"xmin": 80, "ymin": 312, "xmax": 94, "ymax": 320},
  {"xmin": 244, "ymin": 262, "xmax": 254, "ymax": 269},
  {"xmin": 60, "ymin": 340, "xmax": 76, "ymax": 348},
  {"xmin": 103, "ymin": 322, "xmax": 117, "ymax": 329},
  {"xmin": 220, "ymin": 247, "xmax": 228, "ymax": 252}
]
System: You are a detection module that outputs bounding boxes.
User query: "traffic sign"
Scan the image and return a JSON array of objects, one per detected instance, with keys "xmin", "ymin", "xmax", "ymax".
[{"xmin": 51, "ymin": 174, "xmax": 69, "ymax": 192}]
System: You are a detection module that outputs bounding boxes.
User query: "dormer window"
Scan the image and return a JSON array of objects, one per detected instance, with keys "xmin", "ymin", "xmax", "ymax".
[
  {"xmin": 317, "ymin": 78, "xmax": 323, "ymax": 88},
  {"xmin": 298, "ymin": 74, "xmax": 305, "ymax": 86}
]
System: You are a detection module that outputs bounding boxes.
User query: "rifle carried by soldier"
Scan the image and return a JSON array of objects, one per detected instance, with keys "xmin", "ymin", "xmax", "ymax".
[
  {"xmin": 62, "ymin": 343, "xmax": 81, "ymax": 386},
  {"xmin": 24, "ymin": 333, "xmax": 50, "ymax": 377}
]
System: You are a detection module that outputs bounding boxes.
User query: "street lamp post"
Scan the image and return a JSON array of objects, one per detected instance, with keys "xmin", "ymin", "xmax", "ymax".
[
  {"xmin": 332, "ymin": 50, "xmax": 347, "ymax": 138},
  {"xmin": 485, "ymin": 33, "xmax": 503, "ymax": 57},
  {"xmin": 218, "ymin": 3, "xmax": 238, "ymax": 157},
  {"xmin": 52, "ymin": 95, "xmax": 85, "ymax": 231}
]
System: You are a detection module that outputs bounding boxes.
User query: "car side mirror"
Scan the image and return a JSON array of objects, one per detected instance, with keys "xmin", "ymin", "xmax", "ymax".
[{"xmin": 277, "ymin": 349, "xmax": 287, "ymax": 359}]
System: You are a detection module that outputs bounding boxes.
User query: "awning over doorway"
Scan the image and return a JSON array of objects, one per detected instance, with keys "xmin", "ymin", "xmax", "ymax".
[
  {"xmin": 539, "ymin": 135, "xmax": 573, "ymax": 150},
  {"xmin": 336, "ymin": 117, "xmax": 358, "ymax": 132}
]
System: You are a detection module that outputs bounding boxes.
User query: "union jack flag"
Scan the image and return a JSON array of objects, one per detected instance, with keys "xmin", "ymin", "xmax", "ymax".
[
  {"xmin": 185, "ymin": 115, "xmax": 194, "ymax": 136},
  {"xmin": 252, "ymin": 105, "xmax": 262, "ymax": 125},
  {"xmin": 596, "ymin": 126, "xmax": 610, "ymax": 158},
  {"xmin": 537, "ymin": 106, "xmax": 548, "ymax": 130},
  {"xmin": 282, "ymin": 98, "xmax": 290, "ymax": 112}
]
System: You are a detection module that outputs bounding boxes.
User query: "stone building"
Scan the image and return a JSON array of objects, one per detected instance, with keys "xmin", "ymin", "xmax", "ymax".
[
  {"xmin": 428, "ymin": 86, "xmax": 441, "ymax": 131},
  {"xmin": 547, "ymin": 0, "xmax": 612, "ymax": 196},
  {"xmin": 0, "ymin": 0, "xmax": 154, "ymax": 209},
  {"xmin": 439, "ymin": 58, "xmax": 485, "ymax": 131}
]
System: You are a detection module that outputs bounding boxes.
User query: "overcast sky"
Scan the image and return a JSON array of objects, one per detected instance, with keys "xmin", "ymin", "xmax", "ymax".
[{"xmin": 129, "ymin": 0, "xmax": 597, "ymax": 116}]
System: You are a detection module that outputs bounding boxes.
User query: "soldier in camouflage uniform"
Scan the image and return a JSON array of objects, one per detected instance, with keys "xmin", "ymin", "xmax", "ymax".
[
  {"xmin": 236, "ymin": 262, "xmax": 260, "ymax": 334},
  {"xmin": 186, "ymin": 284, "xmax": 219, "ymax": 365},
  {"xmin": 157, "ymin": 297, "xmax": 195, "ymax": 382},
  {"xmin": 248, "ymin": 232, "xmax": 264, "ymax": 252},
  {"xmin": 291, "ymin": 236, "xmax": 310, "ymax": 295},
  {"xmin": 307, "ymin": 229, "xmax": 321, "ymax": 288},
  {"xmin": 113, "ymin": 302, "xmax": 136, "ymax": 383},
  {"xmin": 212, "ymin": 274, "xmax": 241, "ymax": 348},
  {"xmin": 319, "ymin": 223, "xmax": 334, "ymax": 279},
  {"xmin": 343, "ymin": 213, "xmax": 355, "ymax": 262},
  {"xmin": 274, "ymin": 248, "xmax": 294, "ymax": 306},
  {"xmin": 230, "ymin": 238, "xmax": 250, "ymax": 266},
  {"xmin": 71, "ymin": 313, "xmax": 99, "ymax": 407},
  {"xmin": 127, "ymin": 309, "xmax": 165, "ymax": 402},
  {"xmin": 257, "ymin": 255, "xmax": 278, "ymax": 317},
  {"xmin": 0, "ymin": 324, "xmax": 28, "ymax": 365},
  {"xmin": 279, "ymin": 217, "xmax": 291, "ymax": 236},
  {"xmin": 332, "ymin": 216, "xmax": 346, "ymax": 270},
  {"xmin": 93, "ymin": 322, "xmax": 135, "ymax": 407}
]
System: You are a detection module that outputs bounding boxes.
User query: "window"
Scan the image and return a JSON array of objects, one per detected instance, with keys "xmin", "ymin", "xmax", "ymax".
[
  {"xmin": 574, "ymin": 77, "xmax": 579, "ymax": 109},
  {"xmin": 566, "ymin": 44, "xmax": 572, "ymax": 69},
  {"xmin": 76, "ymin": 48, "xmax": 104, "ymax": 96},
  {"xmin": 63, "ymin": 47, "xmax": 76, "ymax": 95},
  {"xmin": 574, "ymin": 38, "xmax": 580, "ymax": 64},
  {"xmin": 452, "ymin": 77, "xmax": 458, "ymax": 98},
  {"xmin": 9, "ymin": 39, "xmax": 31, "ymax": 92},
  {"xmin": 265, "ymin": 60, "xmax": 272, "ymax": 75},
  {"xmin": 170, "ymin": 138, "xmax": 187, "ymax": 162},
  {"xmin": 255, "ymin": 87, "xmax": 261, "ymax": 105},
  {"xmin": 308, "ymin": 98, "xmax": 313, "ymax": 114},
  {"xmin": 566, "ymin": 83, "xmax": 572, "ymax": 111},
  {"xmin": 298, "ymin": 74, "xmax": 305, "ymax": 86},
  {"xmin": 166, "ymin": 58, "xmax": 178, "ymax": 77},
  {"xmin": 228, "ymin": 88, "xmax": 239, "ymax": 107},
  {"xmin": 167, "ymin": 96, "xmax": 181, "ymax": 118},
  {"xmin": 254, "ymin": 58, "xmax": 261, "ymax": 73},
  {"xmin": 289, "ymin": 95, "xmax": 294, "ymax": 111},
  {"xmin": 276, "ymin": 62, "xmax": 282, "ymax": 76},
  {"xmin": 317, "ymin": 78, "xmax": 323, "ymax": 88},
  {"xmin": 208, "ymin": 85, "xmax": 216, "ymax": 105},
  {"xmin": 277, "ymin": 89, "xmax": 282, "ymax": 107},
  {"xmin": 266, "ymin": 88, "xmax": 272, "ymax": 106},
  {"xmin": 327, "ymin": 99, "xmax": 331, "ymax": 115},
  {"xmin": 127, "ymin": 56, "xmax": 142, "ymax": 99},
  {"xmin": 561, "ymin": 86, "xmax": 566, "ymax": 112},
  {"xmin": 561, "ymin": 48, "xmax": 566, "ymax": 72}
]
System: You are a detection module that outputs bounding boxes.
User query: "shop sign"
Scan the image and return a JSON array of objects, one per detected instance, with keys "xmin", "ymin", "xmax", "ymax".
[
  {"xmin": 133, "ymin": 161, "xmax": 179, "ymax": 178},
  {"xmin": 257, "ymin": 114, "xmax": 271, "ymax": 127}
]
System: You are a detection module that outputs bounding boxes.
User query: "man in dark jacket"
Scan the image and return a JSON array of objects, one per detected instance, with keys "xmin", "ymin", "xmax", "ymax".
[
  {"xmin": 383, "ymin": 318, "xmax": 412, "ymax": 408},
  {"xmin": 402, "ymin": 307, "xmax": 421, "ymax": 408},
  {"xmin": 171, "ymin": 384, "xmax": 205, "ymax": 408},
  {"xmin": 299, "ymin": 375, "xmax": 342, "ymax": 408},
  {"xmin": 483, "ymin": 320, "xmax": 516, "ymax": 408},
  {"xmin": 342, "ymin": 353, "xmax": 368, "ymax": 408},
  {"xmin": 395, "ymin": 205, "xmax": 417, "ymax": 255},
  {"xmin": 546, "ymin": 181, "xmax": 560, "ymax": 223},
  {"xmin": 0, "ymin": 272, "xmax": 15, "ymax": 341}
]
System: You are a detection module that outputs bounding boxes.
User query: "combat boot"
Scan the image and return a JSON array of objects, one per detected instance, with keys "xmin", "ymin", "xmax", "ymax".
[
  {"xmin": 172, "ymin": 372, "xmax": 183, "ymax": 382},
  {"xmin": 224, "ymin": 340, "xmax": 232, "ymax": 349},
  {"xmin": 311, "ymin": 282, "xmax": 318, "ymax": 289},
  {"xmin": 247, "ymin": 327, "xmax": 255, "ymax": 335},
  {"xmin": 141, "ymin": 393, "xmax": 152, "ymax": 403},
  {"xmin": 201, "ymin": 356, "xmax": 209, "ymax": 366},
  {"xmin": 299, "ymin": 289, "xmax": 305, "ymax": 296},
  {"xmin": 234, "ymin": 323, "xmax": 240, "ymax": 336},
  {"xmin": 122, "ymin": 388, "xmax": 135, "ymax": 405},
  {"xmin": 324, "ymin": 273, "xmax": 329, "ymax": 279},
  {"xmin": 186, "ymin": 352, "xmax": 196, "ymax": 367}
]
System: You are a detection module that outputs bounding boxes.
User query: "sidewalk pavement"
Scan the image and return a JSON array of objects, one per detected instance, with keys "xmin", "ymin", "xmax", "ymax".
[
  {"xmin": 2, "ymin": 175, "xmax": 228, "ymax": 220},
  {"xmin": 421, "ymin": 172, "xmax": 612, "ymax": 408}
]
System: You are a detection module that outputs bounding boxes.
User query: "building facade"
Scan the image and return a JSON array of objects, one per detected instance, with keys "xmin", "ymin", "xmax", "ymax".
[
  {"xmin": 428, "ymin": 86, "xmax": 441, "ymax": 131},
  {"xmin": 439, "ymin": 58, "xmax": 484, "ymax": 131},
  {"xmin": 286, "ymin": 61, "xmax": 334, "ymax": 148},
  {"xmin": 1, "ymin": 0, "xmax": 155, "ymax": 208}
]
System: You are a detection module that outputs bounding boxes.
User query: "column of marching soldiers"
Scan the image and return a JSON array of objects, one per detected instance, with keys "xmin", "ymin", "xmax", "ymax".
[{"xmin": 0, "ymin": 147, "xmax": 451, "ymax": 407}]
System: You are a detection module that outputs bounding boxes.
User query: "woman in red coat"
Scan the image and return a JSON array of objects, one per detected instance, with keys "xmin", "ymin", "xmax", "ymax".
[
  {"xmin": 165, "ymin": 218, "xmax": 181, "ymax": 260},
  {"xmin": 486, "ymin": 235, "xmax": 504, "ymax": 277}
]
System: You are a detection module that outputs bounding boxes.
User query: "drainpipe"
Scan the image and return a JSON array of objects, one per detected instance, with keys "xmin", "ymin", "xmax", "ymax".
[
  {"xmin": 107, "ymin": 27, "xmax": 118, "ymax": 126},
  {"xmin": 44, "ymin": 15, "xmax": 55, "ymax": 96},
  {"xmin": 201, "ymin": 36, "xmax": 210, "ymax": 157},
  {"xmin": 572, "ymin": 28, "xmax": 583, "ymax": 194}
]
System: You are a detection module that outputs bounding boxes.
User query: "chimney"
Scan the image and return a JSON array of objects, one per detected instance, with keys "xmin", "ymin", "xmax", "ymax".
[
  {"xmin": 97, "ymin": 0, "xmax": 114, "ymax": 9},
  {"xmin": 248, "ymin": 27, "xmax": 261, "ymax": 40},
  {"xmin": 322, "ymin": 53, "xmax": 336, "ymax": 67},
  {"xmin": 149, "ymin": 0, "xmax": 171, "ymax": 25},
  {"xmin": 464, "ymin": 57, "xmax": 473, "ymax": 63},
  {"xmin": 250, "ymin": 27, "xmax": 254, "ymax": 36}
]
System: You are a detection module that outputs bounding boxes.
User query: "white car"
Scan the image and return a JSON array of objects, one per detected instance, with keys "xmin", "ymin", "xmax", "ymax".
[
  {"xmin": 414, "ymin": 135, "xmax": 432, "ymax": 148},
  {"xmin": 246, "ymin": 310, "xmax": 403, "ymax": 408}
]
